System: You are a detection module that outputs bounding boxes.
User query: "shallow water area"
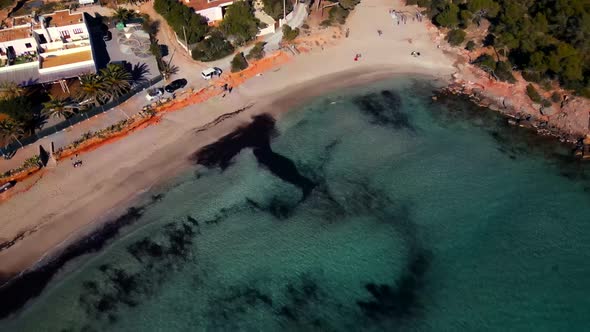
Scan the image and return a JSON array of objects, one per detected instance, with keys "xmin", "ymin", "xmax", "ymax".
[{"xmin": 2, "ymin": 76, "xmax": 590, "ymax": 331}]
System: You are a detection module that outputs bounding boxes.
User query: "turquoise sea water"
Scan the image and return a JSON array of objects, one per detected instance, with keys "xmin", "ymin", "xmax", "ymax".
[{"xmin": 1, "ymin": 77, "xmax": 590, "ymax": 331}]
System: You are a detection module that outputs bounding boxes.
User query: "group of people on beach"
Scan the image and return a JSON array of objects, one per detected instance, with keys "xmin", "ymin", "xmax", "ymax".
[
  {"xmin": 221, "ymin": 83, "xmax": 233, "ymax": 98},
  {"xmin": 389, "ymin": 9, "xmax": 423, "ymax": 25}
]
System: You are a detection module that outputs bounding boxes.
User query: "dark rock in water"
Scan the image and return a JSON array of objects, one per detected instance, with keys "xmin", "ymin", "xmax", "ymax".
[
  {"xmin": 352, "ymin": 90, "xmax": 413, "ymax": 130},
  {"xmin": 252, "ymin": 147, "xmax": 315, "ymax": 199},
  {"xmin": 192, "ymin": 114, "xmax": 277, "ymax": 169},
  {"xmin": 192, "ymin": 114, "xmax": 316, "ymax": 199},
  {"xmin": 357, "ymin": 251, "xmax": 430, "ymax": 320}
]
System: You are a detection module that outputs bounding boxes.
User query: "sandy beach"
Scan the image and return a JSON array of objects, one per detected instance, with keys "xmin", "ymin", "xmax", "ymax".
[{"xmin": 0, "ymin": 0, "xmax": 455, "ymax": 285}]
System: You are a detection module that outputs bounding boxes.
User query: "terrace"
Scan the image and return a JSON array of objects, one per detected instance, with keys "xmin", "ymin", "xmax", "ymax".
[
  {"xmin": 0, "ymin": 52, "xmax": 38, "ymax": 67},
  {"xmin": 41, "ymin": 40, "xmax": 91, "ymax": 53},
  {"xmin": 40, "ymin": 49, "xmax": 92, "ymax": 69}
]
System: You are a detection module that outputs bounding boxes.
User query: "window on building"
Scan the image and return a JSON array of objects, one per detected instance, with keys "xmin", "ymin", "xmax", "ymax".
[
  {"xmin": 60, "ymin": 30, "xmax": 71, "ymax": 39},
  {"xmin": 73, "ymin": 28, "xmax": 84, "ymax": 34},
  {"xmin": 25, "ymin": 43, "xmax": 32, "ymax": 48}
]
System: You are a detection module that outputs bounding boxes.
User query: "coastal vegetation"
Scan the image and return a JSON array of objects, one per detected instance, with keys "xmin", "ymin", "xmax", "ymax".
[
  {"xmin": 191, "ymin": 31, "xmax": 235, "ymax": 62},
  {"xmin": 155, "ymin": 0, "xmax": 263, "ymax": 61},
  {"xmin": 282, "ymin": 24, "xmax": 300, "ymax": 42},
  {"xmin": 446, "ymin": 28, "xmax": 465, "ymax": 46},
  {"xmin": 0, "ymin": 155, "xmax": 41, "ymax": 181},
  {"xmin": 247, "ymin": 42, "xmax": 267, "ymax": 60},
  {"xmin": 262, "ymin": 0, "xmax": 293, "ymax": 20},
  {"xmin": 321, "ymin": 0, "xmax": 361, "ymax": 26},
  {"xmin": 77, "ymin": 64, "xmax": 134, "ymax": 106},
  {"xmin": 219, "ymin": 1, "xmax": 261, "ymax": 45},
  {"xmin": 0, "ymin": 62, "xmax": 139, "ymax": 149},
  {"xmin": 153, "ymin": 0, "xmax": 209, "ymax": 44},
  {"xmin": 42, "ymin": 97, "xmax": 74, "ymax": 120},
  {"xmin": 0, "ymin": 84, "xmax": 40, "ymax": 136},
  {"xmin": 409, "ymin": 0, "xmax": 590, "ymax": 97},
  {"xmin": 231, "ymin": 52, "xmax": 249, "ymax": 72},
  {"xmin": 526, "ymin": 84, "xmax": 543, "ymax": 103}
]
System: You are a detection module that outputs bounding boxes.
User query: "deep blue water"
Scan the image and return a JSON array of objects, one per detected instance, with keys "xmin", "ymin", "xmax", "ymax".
[{"xmin": 1, "ymin": 77, "xmax": 589, "ymax": 331}]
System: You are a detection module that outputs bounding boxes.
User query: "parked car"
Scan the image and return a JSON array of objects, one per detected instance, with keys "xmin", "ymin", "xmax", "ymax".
[
  {"xmin": 103, "ymin": 31, "xmax": 112, "ymax": 41},
  {"xmin": 201, "ymin": 67, "xmax": 223, "ymax": 80},
  {"xmin": 146, "ymin": 88, "xmax": 164, "ymax": 101},
  {"xmin": 0, "ymin": 180, "xmax": 16, "ymax": 193},
  {"xmin": 165, "ymin": 78, "xmax": 187, "ymax": 93}
]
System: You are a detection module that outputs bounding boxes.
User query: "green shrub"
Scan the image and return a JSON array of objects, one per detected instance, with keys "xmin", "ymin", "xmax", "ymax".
[
  {"xmin": 541, "ymin": 99, "xmax": 552, "ymax": 107},
  {"xmin": 23, "ymin": 155, "xmax": 41, "ymax": 168},
  {"xmin": 329, "ymin": 5, "xmax": 350, "ymax": 24},
  {"xmin": 435, "ymin": 3, "xmax": 460, "ymax": 28},
  {"xmin": 459, "ymin": 10, "xmax": 472, "ymax": 27},
  {"xmin": 192, "ymin": 32, "xmax": 234, "ymax": 61},
  {"xmin": 446, "ymin": 29, "xmax": 466, "ymax": 46},
  {"xmin": 320, "ymin": 19, "xmax": 332, "ymax": 27},
  {"xmin": 526, "ymin": 84, "xmax": 543, "ymax": 103},
  {"xmin": 219, "ymin": 1, "xmax": 260, "ymax": 45},
  {"xmin": 541, "ymin": 80, "xmax": 552, "ymax": 91},
  {"xmin": 473, "ymin": 54, "xmax": 496, "ymax": 71},
  {"xmin": 579, "ymin": 87, "xmax": 590, "ymax": 99},
  {"xmin": 522, "ymin": 71, "xmax": 542, "ymax": 83},
  {"xmin": 262, "ymin": 0, "xmax": 293, "ymax": 20},
  {"xmin": 154, "ymin": 0, "xmax": 208, "ymax": 44},
  {"xmin": 495, "ymin": 61, "xmax": 516, "ymax": 83},
  {"xmin": 550, "ymin": 92, "xmax": 561, "ymax": 103},
  {"xmin": 282, "ymin": 24, "xmax": 300, "ymax": 42},
  {"xmin": 231, "ymin": 52, "xmax": 249, "ymax": 72},
  {"xmin": 465, "ymin": 40, "xmax": 476, "ymax": 51},
  {"xmin": 247, "ymin": 42, "xmax": 266, "ymax": 60}
]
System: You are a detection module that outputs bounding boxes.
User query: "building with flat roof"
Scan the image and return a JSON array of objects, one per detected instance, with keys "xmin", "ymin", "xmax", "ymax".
[
  {"xmin": 0, "ymin": 10, "xmax": 96, "ymax": 86},
  {"xmin": 183, "ymin": 0, "xmax": 234, "ymax": 24}
]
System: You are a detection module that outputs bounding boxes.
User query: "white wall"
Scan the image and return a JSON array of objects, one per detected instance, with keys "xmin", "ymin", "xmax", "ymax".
[
  {"xmin": 35, "ymin": 23, "xmax": 88, "ymax": 43},
  {"xmin": 196, "ymin": 7, "xmax": 225, "ymax": 22},
  {"xmin": 257, "ymin": 24, "xmax": 275, "ymax": 36},
  {"xmin": 0, "ymin": 37, "xmax": 37, "ymax": 58}
]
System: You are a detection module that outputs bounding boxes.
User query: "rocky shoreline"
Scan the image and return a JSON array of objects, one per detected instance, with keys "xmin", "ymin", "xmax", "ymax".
[{"xmin": 442, "ymin": 79, "xmax": 590, "ymax": 158}]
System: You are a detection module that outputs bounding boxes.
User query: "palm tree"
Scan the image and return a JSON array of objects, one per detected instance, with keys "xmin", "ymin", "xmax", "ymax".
[
  {"xmin": 0, "ymin": 119, "xmax": 25, "ymax": 147},
  {"xmin": 131, "ymin": 62, "xmax": 150, "ymax": 84},
  {"xmin": 42, "ymin": 96, "xmax": 74, "ymax": 119},
  {"xmin": 100, "ymin": 64, "xmax": 132, "ymax": 101},
  {"xmin": 77, "ymin": 73, "xmax": 107, "ymax": 106},
  {"xmin": 161, "ymin": 61, "xmax": 179, "ymax": 81},
  {"xmin": 113, "ymin": 7, "xmax": 134, "ymax": 22},
  {"xmin": 0, "ymin": 82, "xmax": 25, "ymax": 101}
]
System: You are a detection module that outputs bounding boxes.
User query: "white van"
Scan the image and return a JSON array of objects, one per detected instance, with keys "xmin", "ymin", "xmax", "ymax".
[{"xmin": 201, "ymin": 67, "xmax": 223, "ymax": 80}]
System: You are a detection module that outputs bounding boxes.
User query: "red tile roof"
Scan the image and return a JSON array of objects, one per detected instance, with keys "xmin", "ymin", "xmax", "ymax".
[
  {"xmin": 0, "ymin": 27, "xmax": 32, "ymax": 43},
  {"xmin": 46, "ymin": 10, "xmax": 84, "ymax": 27},
  {"xmin": 184, "ymin": 0, "xmax": 232, "ymax": 12}
]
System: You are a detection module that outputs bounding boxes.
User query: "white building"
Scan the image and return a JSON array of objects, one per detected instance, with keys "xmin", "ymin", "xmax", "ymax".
[
  {"xmin": 184, "ymin": 0, "xmax": 234, "ymax": 24},
  {"xmin": 0, "ymin": 10, "xmax": 96, "ymax": 86}
]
